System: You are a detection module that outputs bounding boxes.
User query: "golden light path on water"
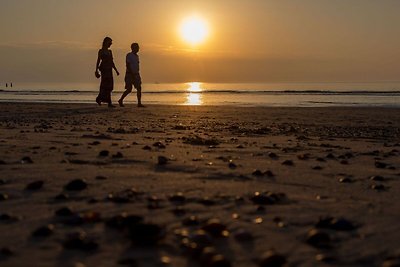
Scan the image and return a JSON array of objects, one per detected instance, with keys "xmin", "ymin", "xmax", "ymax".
[{"xmin": 184, "ymin": 82, "xmax": 203, "ymax": 105}]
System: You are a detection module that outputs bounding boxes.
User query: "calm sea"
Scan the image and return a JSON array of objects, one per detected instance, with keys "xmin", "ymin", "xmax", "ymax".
[{"xmin": 1, "ymin": 82, "xmax": 400, "ymax": 107}]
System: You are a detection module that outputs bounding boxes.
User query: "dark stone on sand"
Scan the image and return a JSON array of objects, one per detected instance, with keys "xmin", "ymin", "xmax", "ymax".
[
  {"xmin": 21, "ymin": 156, "xmax": 33, "ymax": 164},
  {"xmin": 312, "ymin": 166, "xmax": 323, "ymax": 170},
  {"xmin": 228, "ymin": 162, "xmax": 237, "ymax": 169},
  {"xmin": 340, "ymin": 160, "xmax": 349, "ymax": 165},
  {"xmin": 183, "ymin": 135, "xmax": 220, "ymax": 146},
  {"xmin": 315, "ymin": 253, "xmax": 336, "ymax": 263},
  {"xmin": 63, "ymin": 231, "xmax": 98, "ymax": 251},
  {"xmin": 158, "ymin": 156, "xmax": 168, "ymax": 165},
  {"xmin": 89, "ymin": 141, "xmax": 101, "ymax": 146},
  {"xmin": 198, "ymin": 197, "xmax": 216, "ymax": 206},
  {"xmin": 282, "ymin": 160, "xmax": 294, "ymax": 166},
  {"xmin": 375, "ymin": 161, "xmax": 388, "ymax": 169},
  {"xmin": 0, "ymin": 193, "xmax": 9, "ymax": 201},
  {"xmin": 0, "ymin": 160, "xmax": 6, "ymax": 165},
  {"xmin": 0, "ymin": 179, "xmax": 7, "ymax": 185},
  {"xmin": 297, "ymin": 154, "xmax": 310, "ymax": 160},
  {"xmin": 95, "ymin": 175, "xmax": 107, "ymax": 180},
  {"xmin": 339, "ymin": 177, "xmax": 353, "ymax": 183},
  {"xmin": 259, "ymin": 250, "xmax": 287, "ymax": 267},
  {"xmin": 107, "ymin": 188, "xmax": 141, "ymax": 203},
  {"xmin": 32, "ymin": 224, "xmax": 54, "ymax": 237},
  {"xmin": 54, "ymin": 193, "xmax": 69, "ymax": 201},
  {"xmin": 306, "ymin": 229, "xmax": 331, "ymax": 248},
  {"xmin": 234, "ymin": 229, "xmax": 253, "ymax": 242},
  {"xmin": 142, "ymin": 145, "xmax": 152, "ymax": 150},
  {"xmin": 112, "ymin": 152, "xmax": 123, "ymax": 158},
  {"xmin": 208, "ymin": 254, "xmax": 232, "ymax": 267},
  {"xmin": 250, "ymin": 192, "xmax": 287, "ymax": 205},
  {"xmin": 168, "ymin": 192, "xmax": 186, "ymax": 204},
  {"xmin": 316, "ymin": 217, "xmax": 357, "ymax": 231},
  {"xmin": 0, "ymin": 247, "xmax": 14, "ymax": 259},
  {"xmin": 128, "ymin": 223, "xmax": 165, "ymax": 245},
  {"xmin": 55, "ymin": 207, "xmax": 74, "ymax": 217},
  {"xmin": 172, "ymin": 206, "xmax": 186, "ymax": 216},
  {"xmin": 316, "ymin": 157, "xmax": 326, "ymax": 162},
  {"xmin": 201, "ymin": 218, "xmax": 229, "ymax": 237},
  {"xmin": 153, "ymin": 141, "xmax": 166, "ymax": 149},
  {"xmin": 98, "ymin": 150, "xmax": 109, "ymax": 157},
  {"xmin": 0, "ymin": 213, "xmax": 19, "ymax": 223},
  {"xmin": 326, "ymin": 153, "xmax": 336, "ymax": 159},
  {"xmin": 64, "ymin": 179, "xmax": 87, "ymax": 191},
  {"xmin": 106, "ymin": 213, "xmax": 144, "ymax": 229},
  {"xmin": 117, "ymin": 258, "xmax": 138, "ymax": 266},
  {"xmin": 371, "ymin": 184, "xmax": 386, "ymax": 191},
  {"xmin": 25, "ymin": 180, "xmax": 44, "ymax": 190},
  {"xmin": 268, "ymin": 152, "xmax": 278, "ymax": 159},
  {"xmin": 370, "ymin": 175, "xmax": 385, "ymax": 181},
  {"xmin": 252, "ymin": 170, "xmax": 264, "ymax": 176},
  {"xmin": 182, "ymin": 216, "xmax": 200, "ymax": 226}
]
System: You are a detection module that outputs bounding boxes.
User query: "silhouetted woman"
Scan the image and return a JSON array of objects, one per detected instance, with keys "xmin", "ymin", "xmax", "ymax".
[{"xmin": 95, "ymin": 37, "xmax": 119, "ymax": 107}]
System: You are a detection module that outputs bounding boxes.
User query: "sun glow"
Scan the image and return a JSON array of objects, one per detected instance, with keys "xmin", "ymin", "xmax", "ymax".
[
  {"xmin": 180, "ymin": 16, "xmax": 209, "ymax": 45},
  {"xmin": 184, "ymin": 82, "xmax": 203, "ymax": 105}
]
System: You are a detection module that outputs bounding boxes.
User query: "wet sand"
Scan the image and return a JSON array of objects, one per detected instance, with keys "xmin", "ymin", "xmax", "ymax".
[{"xmin": 0, "ymin": 103, "xmax": 399, "ymax": 267}]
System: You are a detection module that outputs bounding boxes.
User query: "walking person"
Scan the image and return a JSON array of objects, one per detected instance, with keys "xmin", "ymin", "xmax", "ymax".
[
  {"xmin": 118, "ymin": 43, "xmax": 144, "ymax": 107},
  {"xmin": 95, "ymin": 37, "xmax": 119, "ymax": 107}
]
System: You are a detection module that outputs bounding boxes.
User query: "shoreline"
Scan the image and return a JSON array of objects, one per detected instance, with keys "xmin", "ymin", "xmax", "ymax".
[{"xmin": 0, "ymin": 103, "xmax": 399, "ymax": 266}]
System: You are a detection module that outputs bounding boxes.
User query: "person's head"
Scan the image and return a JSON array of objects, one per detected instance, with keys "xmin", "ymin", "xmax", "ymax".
[
  {"xmin": 102, "ymin": 37, "xmax": 113, "ymax": 49},
  {"xmin": 131, "ymin": 43, "xmax": 139, "ymax": 53}
]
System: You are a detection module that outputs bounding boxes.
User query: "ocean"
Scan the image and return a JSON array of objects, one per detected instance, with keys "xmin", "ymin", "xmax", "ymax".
[{"xmin": 1, "ymin": 82, "xmax": 400, "ymax": 107}]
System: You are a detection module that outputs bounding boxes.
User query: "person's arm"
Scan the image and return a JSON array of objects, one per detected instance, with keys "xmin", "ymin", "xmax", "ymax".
[
  {"xmin": 95, "ymin": 50, "xmax": 101, "ymax": 77},
  {"xmin": 111, "ymin": 51, "xmax": 120, "ymax": 76}
]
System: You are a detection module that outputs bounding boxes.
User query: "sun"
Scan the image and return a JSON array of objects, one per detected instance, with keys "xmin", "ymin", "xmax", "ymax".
[{"xmin": 180, "ymin": 16, "xmax": 209, "ymax": 45}]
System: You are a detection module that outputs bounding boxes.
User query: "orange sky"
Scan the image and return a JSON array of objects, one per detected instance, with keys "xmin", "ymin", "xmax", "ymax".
[{"xmin": 1, "ymin": 0, "xmax": 400, "ymax": 83}]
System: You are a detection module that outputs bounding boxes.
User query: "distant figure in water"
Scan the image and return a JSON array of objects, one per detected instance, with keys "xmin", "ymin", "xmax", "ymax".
[
  {"xmin": 95, "ymin": 37, "xmax": 119, "ymax": 107},
  {"xmin": 118, "ymin": 43, "xmax": 144, "ymax": 107},
  {"xmin": 10, "ymin": 82, "xmax": 12, "ymax": 88},
  {"xmin": 5, "ymin": 83, "xmax": 8, "ymax": 88}
]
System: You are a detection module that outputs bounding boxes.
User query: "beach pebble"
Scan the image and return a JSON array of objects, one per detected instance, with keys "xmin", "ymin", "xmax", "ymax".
[
  {"xmin": 55, "ymin": 207, "xmax": 74, "ymax": 217},
  {"xmin": 315, "ymin": 253, "xmax": 336, "ymax": 263},
  {"xmin": 142, "ymin": 145, "xmax": 152, "ymax": 150},
  {"xmin": 128, "ymin": 223, "xmax": 165, "ymax": 245},
  {"xmin": 326, "ymin": 153, "xmax": 336, "ymax": 159},
  {"xmin": 20, "ymin": 156, "xmax": 33, "ymax": 164},
  {"xmin": 158, "ymin": 156, "xmax": 168, "ymax": 165},
  {"xmin": 259, "ymin": 250, "xmax": 287, "ymax": 267},
  {"xmin": 0, "ymin": 179, "xmax": 7, "ymax": 185},
  {"xmin": 339, "ymin": 177, "xmax": 353, "ymax": 183},
  {"xmin": 198, "ymin": 197, "xmax": 216, "ymax": 206},
  {"xmin": 316, "ymin": 217, "xmax": 357, "ymax": 231},
  {"xmin": 371, "ymin": 184, "xmax": 386, "ymax": 191},
  {"xmin": 153, "ymin": 141, "xmax": 166, "ymax": 149},
  {"xmin": 0, "ymin": 247, "xmax": 14, "ymax": 259},
  {"xmin": 282, "ymin": 160, "xmax": 294, "ymax": 166},
  {"xmin": 98, "ymin": 150, "xmax": 109, "ymax": 157},
  {"xmin": 250, "ymin": 192, "xmax": 287, "ymax": 205},
  {"xmin": 234, "ymin": 229, "xmax": 253, "ymax": 242},
  {"xmin": 375, "ymin": 161, "xmax": 387, "ymax": 168},
  {"xmin": 370, "ymin": 175, "xmax": 385, "ymax": 181},
  {"xmin": 107, "ymin": 188, "xmax": 140, "ymax": 203},
  {"xmin": 228, "ymin": 162, "xmax": 237, "ymax": 169},
  {"xmin": 182, "ymin": 215, "xmax": 200, "ymax": 226},
  {"xmin": 268, "ymin": 152, "xmax": 279, "ymax": 159},
  {"xmin": 171, "ymin": 206, "xmax": 186, "ymax": 216},
  {"xmin": 252, "ymin": 170, "xmax": 264, "ymax": 176},
  {"xmin": 169, "ymin": 192, "xmax": 186, "ymax": 204},
  {"xmin": 306, "ymin": 229, "xmax": 331, "ymax": 248},
  {"xmin": 0, "ymin": 193, "xmax": 9, "ymax": 201},
  {"xmin": 95, "ymin": 175, "xmax": 107, "ymax": 180},
  {"xmin": 112, "ymin": 152, "xmax": 123, "ymax": 158},
  {"xmin": 201, "ymin": 218, "xmax": 229, "ymax": 237},
  {"xmin": 0, "ymin": 213, "xmax": 19, "ymax": 223},
  {"xmin": 64, "ymin": 179, "xmax": 87, "ymax": 191},
  {"xmin": 54, "ymin": 193, "xmax": 69, "ymax": 201},
  {"xmin": 207, "ymin": 254, "xmax": 232, "ymax": 267},
  {"xmin": 32, "ymin": 224, "xmax": 55, "ymax": 237},
  {"xmin": 63, "ymin": 231, "xmax": 98, "ymax": 251},
  {"xmin": 117, "ymin": 258, "xmax": 138, "ymax": 266},
  {"xmin": 106, "ymin": 213, "xmax": 143, "ymax": 229},
  {"xmin": 25, "ymin": 180, "xmax": 44, "ymax": 190}
]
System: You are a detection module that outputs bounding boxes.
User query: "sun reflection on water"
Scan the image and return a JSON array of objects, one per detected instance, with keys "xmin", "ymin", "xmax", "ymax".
[{"xmin": 184, "ymin": 82, "xmax": 203, "ymax": 105}]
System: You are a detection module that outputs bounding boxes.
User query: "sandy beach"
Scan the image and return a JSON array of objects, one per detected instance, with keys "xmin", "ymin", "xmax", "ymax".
[{"xmin": 0, "ymin": 103, "xmax": 399, "ymax": 267}]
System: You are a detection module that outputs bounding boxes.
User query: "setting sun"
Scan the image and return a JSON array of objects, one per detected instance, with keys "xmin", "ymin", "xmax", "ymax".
[{"xmin": 180, "ymin": 16, "xmax": 209, "ymax": 45}]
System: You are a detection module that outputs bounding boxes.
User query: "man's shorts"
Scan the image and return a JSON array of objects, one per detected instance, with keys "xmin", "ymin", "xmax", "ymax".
[{"xmin": 124, "ymin": 72, "xmax": 142, "ymax": 90}]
